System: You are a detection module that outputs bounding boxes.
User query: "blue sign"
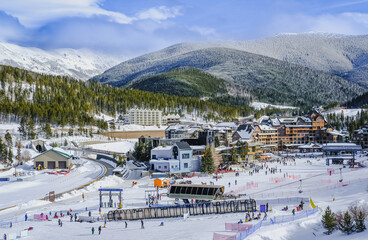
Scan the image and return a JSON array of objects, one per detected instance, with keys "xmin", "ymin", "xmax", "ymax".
[{"xmin": 99, "ymin": 188, "xmax": 123, "ymax": 192}]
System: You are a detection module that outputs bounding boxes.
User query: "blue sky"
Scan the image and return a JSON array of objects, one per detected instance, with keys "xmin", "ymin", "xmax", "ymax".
[{"xmin": 0, "ymin": 0, "xmax": 368, "ymax": 57}]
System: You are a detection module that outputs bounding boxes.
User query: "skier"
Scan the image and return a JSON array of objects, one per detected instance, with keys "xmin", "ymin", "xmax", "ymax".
[
  {"xmin": 4, "ymin": 234, "xmax": 7, "ymax": 240},
  {"xmin": 10, "ymin": 222, "xmax": 12, "ymax": 228},
  {"xmin": 159, "ymin": 221, "xmax": 164, "ymax": 226},
  {"xmin": 125, "ymin": 221, "xmax": 128, "ymax": 228},
  {"xmin": 58, "ymin": 218, "xmax": 61, "ymax": 226},
  {"xmin": 91, "ymin": 227, "xmax": 95, "ymax": 235},
  {"xmin": 60, "ymin": 220, "xmax": 63, "ymax": 227},
  {"xmin": 88, "ymin": 211, "xmax": 91, "ymax": 217},
  {"xmin": 74, "ymin": 213, "xmax": 77, "ymax": 221},
  {"xmin": 98, "ymin": 226, "xmax": 102, "ymax": 235},
  {"xmin": 25, "ymin": 213, "xmax": 28, "ymax": 221},
  {"xmin": 235, "ymin": 180, "xmax": 237, "ymax": 185},
  {"xmin": 140, "ymin": 219, "xmax": 144, "ymax": 229},
  {"xmin": 228, "ymin": 182, "xmax": 231, "ymax": 188},
  {"xmin": 292, "ymin": 209, "xmax": 295, "ymax": 215},
  {"xmin": 70, "ymin": 215, "xmax": 73, "ymax": 222}
]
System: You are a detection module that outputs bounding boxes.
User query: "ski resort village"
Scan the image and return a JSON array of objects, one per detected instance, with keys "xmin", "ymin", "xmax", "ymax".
[
  {"xmin": 1, "ymin": 105, "xmax": 368, "ymax": 240},
  {"xmin": 2, "ymin": 1, "xmax": 368, "ymax": 240}
]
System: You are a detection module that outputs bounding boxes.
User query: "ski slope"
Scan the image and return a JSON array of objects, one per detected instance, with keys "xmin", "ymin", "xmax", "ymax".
[
  {"xmin": 0, "ymin": 158, "xmax": 107, "ymax": 210},
  {"xmin": 0, "ymin": 156, "xmax": 367, "ymax": 240}
]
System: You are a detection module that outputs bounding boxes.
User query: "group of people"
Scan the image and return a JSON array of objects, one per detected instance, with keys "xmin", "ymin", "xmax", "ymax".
[
  {"xmin": 282, "ymin": 200, "xmax": 304, "ymax": 215},
  {"xmin": 91, "ymin": 226, "xmax": 102, "ymax": 235}
]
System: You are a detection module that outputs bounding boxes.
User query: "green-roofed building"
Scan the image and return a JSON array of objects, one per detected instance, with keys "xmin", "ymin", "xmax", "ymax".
[{"xmin": 33, "ymin": 148, "xmax": 72, "ymax": 170}]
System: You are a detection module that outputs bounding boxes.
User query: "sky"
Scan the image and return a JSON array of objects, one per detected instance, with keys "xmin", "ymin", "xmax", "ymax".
[{"xmin": 0, "ymin": 0, "xmax": 368, "ymax": 57}]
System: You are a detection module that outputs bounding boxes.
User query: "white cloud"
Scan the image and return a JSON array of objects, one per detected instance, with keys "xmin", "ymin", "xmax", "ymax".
[
  {"xmin": 0, "ymin": 0, "xmax": 181, "ymax": 28},
  {"xmin": 137, "ymin": 6, "xmax": 182, "ymax": 22}
]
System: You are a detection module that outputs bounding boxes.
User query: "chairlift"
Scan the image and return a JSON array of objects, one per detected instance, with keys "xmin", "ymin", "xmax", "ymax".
[
  {"xmin": 339, "ymin": 168, "xmax": 343, "ymax": 182},
  {"xmin": 298, "ymin": 179, "xmax": 303, "ymax": 194}
]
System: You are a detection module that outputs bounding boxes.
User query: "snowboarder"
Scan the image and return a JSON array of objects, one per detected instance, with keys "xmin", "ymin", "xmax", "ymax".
[
  {"xmin": 140, "ymin": 219, "xmax": 144, "ymax": 229},
  {"xmin": 159, "ymin": 221, "xmax": 164, "ymax": 226},
  {"xmin": 91, "ymin": 227, "xmax": 95, "ymax": 235},
  {"xmin": 125, "ymin": 221, "xmax": 128, "ymax": 228},
  {"xmin": 98, "ymin": 226, "xmax": 102, "ymax": 235}
]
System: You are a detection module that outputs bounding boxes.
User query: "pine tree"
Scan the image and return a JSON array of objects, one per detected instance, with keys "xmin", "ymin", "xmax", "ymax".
[
  {"xmin": 355, "ymin": 211, "xmax": 367, "ymax": 232},
  {"xmin": 132, "ymin": 141, "xmax": 144, "ymax": 162},
  {"xmin": 0, "ymin": 137, "xmax": 4, "ymax": 161},
  {"xmin": 5, "ymin": 131, "xmax": 12, "ymax": 147},
  {"xmin": 231, "ymin": 146, "xmax": 237, "ymax": 164},
  {"xmin": 322, "ymin": 206, "xmax": 337, "ymax": 235},
  {"xmin": 339, "ymin": 211, "xmax": 355, "ymax": 234},
  {"xmin": 8, "ymin": 147, "xmax": 13, "ymax": 164},
  {"xmin": 144, "ymin": 140, "xmax": 153, "ymax": 162},
  {"xmin": 16, "ymin": 141, "xmax": 22, "ymax": 162},
  {"xmin": 45, "ymin": 123, "xmax": 52, "ymax": 139},
  {"xmin": 201, "ymin": 146, "xmax": 215, "ymax": 174},
  {"xmin": 19, "ymin": 117, "xmax": 27, "ymax": 139},
  {"xmin": 27, "ymin": 118, "xmax": 36, "ymax": 140}
]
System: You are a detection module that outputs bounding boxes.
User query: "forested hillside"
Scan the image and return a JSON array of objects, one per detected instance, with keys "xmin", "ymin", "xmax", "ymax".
[
  {"xmin": 0, "ymin": 65, "xmax": 253, "ymax": 130},
  {"xmin": 346, "ymin": 91, "xmax": 368, "ymax": 109},
  {"xmin": 125, "ymin": 67, "xmax": 228, "ymax": 98}
]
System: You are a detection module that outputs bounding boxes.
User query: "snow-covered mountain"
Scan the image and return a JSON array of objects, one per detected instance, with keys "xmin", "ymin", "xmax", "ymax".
[
  {"xmin": 0, "ymin": 42, "xmax": 123, "ymax": 80},
  {"xmin": 92, "ymin": 33, "xmax": 368, "ymax": 87}
]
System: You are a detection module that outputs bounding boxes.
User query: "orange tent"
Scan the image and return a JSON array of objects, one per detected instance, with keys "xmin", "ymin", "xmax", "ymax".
[{"xmin": 154, "ymin": 178, "xmax": 169, "ymax": 188}]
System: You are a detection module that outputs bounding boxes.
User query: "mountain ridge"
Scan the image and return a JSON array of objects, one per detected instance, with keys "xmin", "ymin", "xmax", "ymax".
[
  {"xmin": 0, "ymin": 42, "xmax": 123, "ymax": 80},
  {"xmin": 93, "ymin": 33, "xmax": 368, "ymax": 88},
  {"xmin": 102, "ymin": 47, "xmax": 365, "ymax": 107}
]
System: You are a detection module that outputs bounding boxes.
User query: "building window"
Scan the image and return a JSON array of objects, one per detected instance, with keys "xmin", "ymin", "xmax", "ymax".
[
  {"xmin": 184, "ymin": 163, "xmax": 188, "ymax": 168},
  {"xmin": 182, "ymin": 153, "xmax": 190, "ymax": 159},
  {"xmin": 158, "ymin": 166, "xmax": 161, "ymax": 169},
  {"xmin": 152, "ymin": 155, "xmax": 156, "ymax": 159}
]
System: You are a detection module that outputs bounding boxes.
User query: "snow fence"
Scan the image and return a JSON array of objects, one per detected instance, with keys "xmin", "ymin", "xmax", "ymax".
[{"xmin": 213, "ymin": 207, "xmax": 319, "ymax": 240}]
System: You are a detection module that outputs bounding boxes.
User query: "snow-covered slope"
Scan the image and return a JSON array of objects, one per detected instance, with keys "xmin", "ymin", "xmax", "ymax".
[
  {"xmin": 93, "ymin": 33, "xmax": 368, "ymax": 87},
  {"xmin": 0, "ymin": 42, "xmax": 123, "ymax": 80}
]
